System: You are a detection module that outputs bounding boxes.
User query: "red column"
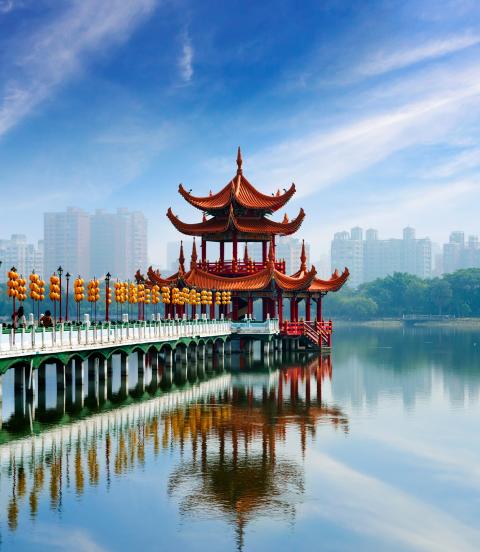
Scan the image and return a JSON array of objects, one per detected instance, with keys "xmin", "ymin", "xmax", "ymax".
[
  {"xmin": 233, "ymin": 233, "xmax": 238, "ymax": 264},
  {"xmin": 220, "ymin": 242, "xmax": 225, "ymax": 265},
  {"xmin": 248, "ymin": 295, "xmax": 253, "ymax": 316},
  {"xmin": 290, "ymin": 298, "xmax": 295, "ymax": 322},
  {"xmin": 210, "ymin": 302, "xmax": 215, "ymax": 320},
  {"xmin": 316, "ymin": 295, "xmax": 323, "ymax": 322},
  {"xmin": 277, "ymin": 292, "xmax": 283, "ymax": 325},
  {"xmin": 305, "ymin": 297, "xmax": 311, "ymax": 322}
]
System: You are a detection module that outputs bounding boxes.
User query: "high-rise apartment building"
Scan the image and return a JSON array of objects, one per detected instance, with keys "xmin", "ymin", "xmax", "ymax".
[
  {"xmin": 331, "ymin": 230, "xmax": 364, "ymax": 288},
  {"xmin": 0, "ymin": 235, "xmax": 44, "ymax": 282},
  {"xmin": 331, "ymin": 227, "xmax": 432, "ymax": 287},
  {"xmin": 442, "ymin": 231, "xmax": 480, "ymax": 274},
  {"xmin": 44, "ymin": 207, "xmax": 90, "ymax": 277},
  {"xmin": 90, "ymin": 209, "xmax": 148, "ymax": 279},
  {"xmin": 44, "ymin": 207, "xmax": 147, "ymax": 279}
]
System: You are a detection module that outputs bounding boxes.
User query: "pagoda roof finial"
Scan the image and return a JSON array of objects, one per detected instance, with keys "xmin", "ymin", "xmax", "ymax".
[
  {"xmin": 243, "ymin": 242, "xmax": 249, "ymax": 264},
  {"xmin": 267, "ymin": 238, "xmax": 275, "ymax": 266},
  {"xmin": 179, "ymin": 240, "xmax": 185, "ymax": 272},
  {"xmin": 236, "ymin": 146, "xmax": 243, "ymax": 175},
  {"xmin": 190, "ymin": 238, "xmax": 198, "ymax": 269},
  {"xmin": 300, "ymin": 239, "xmax": 307, "ymax": 271}
]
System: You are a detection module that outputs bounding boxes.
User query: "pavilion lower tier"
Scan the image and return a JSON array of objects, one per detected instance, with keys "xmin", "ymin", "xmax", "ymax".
[{"xmin": 163, "ymin": 292, "xmax": 326, "ymax": 325}]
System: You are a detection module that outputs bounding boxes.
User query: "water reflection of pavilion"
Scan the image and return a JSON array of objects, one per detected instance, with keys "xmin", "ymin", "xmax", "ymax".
[{"xmin": 0, "ymin": 353, "xmax": 347, "ymax": 547}]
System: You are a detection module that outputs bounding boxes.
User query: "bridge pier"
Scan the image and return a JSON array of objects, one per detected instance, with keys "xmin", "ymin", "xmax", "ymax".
[
  {"xmin": 14, "ymin": 365, "xmax": 25, "ymax": 418},
  {"xmin": 120, "ymin": 353, "xmax": 129, "ymax": 397},
  {"xmin": 106, "ymin": 357, "xmax": 113, "ymax": 398},
  {"xmin": 150, "ymin": 352, "xmax": 159, "ymax": 389},
  {"xmin": 86, "ymin": 357, "xmax": 98, "ymax": 407},
  {"xmin": 38, "ymin": 364, "xmax": 47, "ymax": 414},
  {"xmin": 136, "ymin": 351, "xmax": 146, "ymax": 394},
  {"xmin": 75, "ymin": 359, "xmax": 84, "ymax": 407},
  {"xmin": 98, "ymin": 358, "xmax": 108, "ymax": 403},
  {"xmin": 56, "ymin": 363, "xmax": 66, "ymax": 414},
  {"xmin": 65, "ymin": 359, "xmax": 73, "ymax": 409}
]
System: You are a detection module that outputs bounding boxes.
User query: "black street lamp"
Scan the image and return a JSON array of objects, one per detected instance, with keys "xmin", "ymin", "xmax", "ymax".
[
  {"xmin": 65, "ymin": 272, "xmax": 71, "ymax": 322},
  {"xmin": 105, "ymin": 272, "xmax": 111, "ymax": 322},
  {"xmin": 57, "ymin": 266, "xmax": 63, "ymax": 322}
]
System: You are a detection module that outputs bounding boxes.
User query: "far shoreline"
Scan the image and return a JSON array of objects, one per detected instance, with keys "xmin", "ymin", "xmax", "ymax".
[{"xmin": 334, "ymin": 318, "xmax": 480, "ymax": 330}]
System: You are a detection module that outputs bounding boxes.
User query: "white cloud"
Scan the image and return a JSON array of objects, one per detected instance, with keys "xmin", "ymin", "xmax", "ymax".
[
  {"xmin": 178, "ymin": 31, "xmax": 194, "ymax": 82},
  {"xmin": 246, "ymin": 61, "xmax": 480, "ymax": 199},
  {"xmin": 358, "ymin": 33, "xmax": 480, "ymax": 77},
  {"xmin": 25, "ymin": 524, "xmax": 109, "ymax": 552},
  {"xmin": 0, "ymin": 0, "xmax": 157, "ymax": 138}
]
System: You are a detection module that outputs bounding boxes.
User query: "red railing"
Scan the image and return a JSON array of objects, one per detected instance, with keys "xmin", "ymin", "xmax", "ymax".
[
  {"xmin": 200, "ymin": 260, "xmax": 286, "ymax": 274},
  {"xmin": 281, "ymin": 320, "xmax": 332, "ymax": 348}
]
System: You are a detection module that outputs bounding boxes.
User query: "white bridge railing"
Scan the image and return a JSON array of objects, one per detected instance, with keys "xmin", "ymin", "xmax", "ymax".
[
  {"xmin": 231, "ymin": 318, "xmax": 280, "ymax": 335},
  {"xmin": 0, "ymin": 318, "xmax": 231, "ymax": 359}
]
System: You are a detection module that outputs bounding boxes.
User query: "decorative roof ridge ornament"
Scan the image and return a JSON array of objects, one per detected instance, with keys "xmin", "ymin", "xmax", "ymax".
[
  {"xmin": 243, "ymin": 242, "xmax": 249, "ymax": 264},
  {"xmin": 300, "ymin": 239, "xmax": 307, "ymax": 272},
  {"xmin": 179, "ymin": 241, "xmax": 185, "ymax": 273},
  {"xmin": 267, "ymin": 238, "xmax": 275, "ymax": 268},
  {"xmin": 190, "ymin": 238, "xmax": 198, "ymax": 269},
  {"xmin": 283, "ymin": 213, "xmax": 289, "ymax": 224},
  {"xmin": 236, "ymin": 146, "xmax": 243, "ymax": 175}
]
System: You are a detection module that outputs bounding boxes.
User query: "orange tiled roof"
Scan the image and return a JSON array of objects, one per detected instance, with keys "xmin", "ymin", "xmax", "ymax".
[
  {"xmin": 166, "ymin": 206, "xmax": 305, "ymax": 237},
  {"xmin": 308, "ymin": 268, "xmax": 349, "ymax": 292},
  {"xmin": 178, "ymin": 177, "xmax": 296, "ymax": 213},
  {"xmin": 148, "ymin": 263, "xmax": 317, "ymax": 292}
]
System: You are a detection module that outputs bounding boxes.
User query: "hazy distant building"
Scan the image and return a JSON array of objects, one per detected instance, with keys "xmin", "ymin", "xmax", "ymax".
[
  {"xmin": 0, "ymin": 235, "xmax": 43, "ymax": 281},
  {"xmin": 275, "ymin": 236, "xmax": 310, "ymax": 274},
  {"xmin": 442, "ymin": 231, "xmax": 480, "ymax": 274},
  {"xmin": 331, "ymin": 227, "xmax": 432, "ymax": 287},
  {"xmin": 44, "ymin": 207, "xmax": 147, "ymax": 279},
  {"xmin": 44, "ymin": 208, "xmax": 90, "ymax": 277},
  {"xmin": 331, "ymin": 230, "xmax": 364, "ymax": 288},
  {"xmin": 90, "ymin": 209, "xmax": 148, "ymax": 279}
]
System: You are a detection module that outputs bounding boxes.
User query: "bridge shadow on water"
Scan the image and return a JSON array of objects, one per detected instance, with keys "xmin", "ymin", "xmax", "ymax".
[{"xmin": 0, "ymin": 347, "xmax": 347, "ymax": 550}]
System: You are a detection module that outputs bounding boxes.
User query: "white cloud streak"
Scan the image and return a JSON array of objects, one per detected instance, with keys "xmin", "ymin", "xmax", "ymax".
[
  {"xmin": 178, "ymin": 32, "xmax": 194, "ymax": 82},
  {"xmin": 358, "ymin": 33, "xmax": 480, "ymax": 77},
  {"xmin": 0, "ymin": 0, "xmax": 157, "ymax": 138},
  {"xmin": 247, "ymin": 62, "xmax": 480, "ymax": 198}
]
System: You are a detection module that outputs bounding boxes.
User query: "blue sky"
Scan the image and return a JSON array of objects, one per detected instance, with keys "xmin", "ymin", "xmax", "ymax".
[{"xmin": 1, "ymin": 0, "xmax": 480, "ymax": 265}]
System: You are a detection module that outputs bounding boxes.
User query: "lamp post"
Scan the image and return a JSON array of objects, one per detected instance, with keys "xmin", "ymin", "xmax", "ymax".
[
  {"xmin": 105, "ymin": 272, "xmax": 111, "ymax": 322},
  {"xmin": 57, "ymin": 266, "xmax": 63, "ymax": 322},
  {"xmin": 65, "ymin": 272, "xmax": 71, "ymax": 322}
]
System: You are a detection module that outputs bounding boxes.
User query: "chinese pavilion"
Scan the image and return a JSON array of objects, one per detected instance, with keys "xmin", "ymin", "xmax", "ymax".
[{"xmin": 141, "ymin": 147, "xmax": 349, "ymax": 348}]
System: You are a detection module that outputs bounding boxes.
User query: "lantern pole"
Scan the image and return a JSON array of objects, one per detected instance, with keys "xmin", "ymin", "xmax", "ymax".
[
  {"xmin": 57, "ymin": 266, "xmax": 63, "ymax": 322},
  {"xmin": 11, "ymin": 266, "xmax": 17, "ymax": 324},
  {"xmin": 65, "ymin": 272, "xmax": 70, "ymax": 322},
  {"xmin": 105, "ymin": 272, "xmax": 111, "ymax": 322}
]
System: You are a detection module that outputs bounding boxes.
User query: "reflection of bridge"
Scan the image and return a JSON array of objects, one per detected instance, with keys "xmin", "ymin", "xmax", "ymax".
[
  {"xmin": 402, "ymin": 314, "xmax": 455, "ymax": 327},
  {"xmin": 0, "ymin": 352, "xmax": 344, "ymax": 540}
]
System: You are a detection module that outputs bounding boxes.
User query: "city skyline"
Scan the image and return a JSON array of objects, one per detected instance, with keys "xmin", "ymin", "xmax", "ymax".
[{"xmin": 2, "ymin": 2, "xmax": 480, "ymax": 261}]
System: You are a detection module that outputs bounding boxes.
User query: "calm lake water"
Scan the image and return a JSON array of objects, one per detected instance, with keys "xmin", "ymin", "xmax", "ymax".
[{"xmin": 0, "ymin": 327, "xmax": 479, "ymax": 552}]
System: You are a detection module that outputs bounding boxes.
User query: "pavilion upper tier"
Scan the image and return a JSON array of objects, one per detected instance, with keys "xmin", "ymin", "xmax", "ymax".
[{"xmin": 168, "ymin": 148, "xmax": 304, "ymax": 242}]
